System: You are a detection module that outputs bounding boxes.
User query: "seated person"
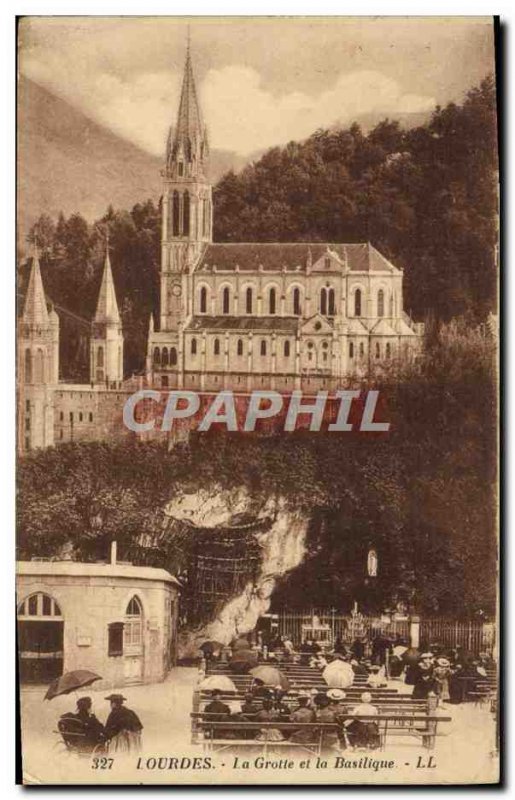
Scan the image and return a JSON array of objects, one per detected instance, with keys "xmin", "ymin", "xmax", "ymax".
[
  {"xmin": 289, "ymin": 693, "xmax": 317, "ymax": 743},
  {"xmin": 203, "ymin": 689, "xmax": 232, "ymax": 739},
  {"xmin": 59, "ymin": 696, "xmax": 105, "ymax": 753},
  {"xmin": 316, "ymin": 695, "xmax": 340, "ymax": 752},
  {"xmin": 255, "ymin": 698, "xmax": 284, "ymax": 741},
  {"xmin": 351, "ymin": 658, "xmax": 369, "ymax": 677},
  {"xmin": 241, "ymin": 692, "xmax": 259, "ymax": 718},
  {"xmin": 345, "ymin": 692, "xmax": 380, "ymax": 750}
]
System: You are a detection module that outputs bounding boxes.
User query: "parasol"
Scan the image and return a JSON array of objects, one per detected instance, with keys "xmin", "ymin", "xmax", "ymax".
[
  {"xmin": 44, "ymin": 670, "xmax": 102, "ymax": 701},
  {"xmin": 199, "ymin": 675, "xmax": 238, "ymax": 693},
  {"xmin": 322, "ymin": 660, "xmax": 354, "ymax": 689},
  {"xmin": 232, "ymin": 637, "xmax": 250, "ymax": 651},
  {"xmin": 229, "ymin": 649, "xmax": 258, "ymax": 674},
  {"xmin": 250, "ymin": 665, "xmax": 290, "ymax": 691}
]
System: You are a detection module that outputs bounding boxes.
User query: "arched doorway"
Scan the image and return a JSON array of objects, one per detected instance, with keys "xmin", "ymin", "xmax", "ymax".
[
  {"xmin": 124, "ymin": 596, "xmax": 144, "ymax": 682},
  {"xmin": 17, "ymin": 592, "xmax": 64, "ymax": 684}
]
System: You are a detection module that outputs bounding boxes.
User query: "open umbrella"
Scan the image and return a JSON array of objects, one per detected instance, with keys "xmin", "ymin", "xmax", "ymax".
[
  {"xmin": 402, "ymin": 647, "xmax": 420, "ymax": 665},
  {"xmin": 322, "ymin": 660, "xmax": 354, "ymax": 689},
  {"xmin": 250, "ymin": 665, "xmax": 290, "ymax": 691},
  {"xmin": 393, "ymin": 645, "xmax": 408, "ymax": 659},
  {"xmin": 229, "ymin": 649, "xmax": 258, "ymax": 674},
  {"xmin": 44, "ymin": 670, "xmax": 102, "ymax": 700},
  {"xmin": 199, "ymin": 675, "xmax": 238, "ymax": 692}
]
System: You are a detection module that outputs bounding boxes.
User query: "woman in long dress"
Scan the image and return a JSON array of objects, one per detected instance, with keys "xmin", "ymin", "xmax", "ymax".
[{"xmin": 104, "ymin": 694, "xmax": 143, "ymax": 754}]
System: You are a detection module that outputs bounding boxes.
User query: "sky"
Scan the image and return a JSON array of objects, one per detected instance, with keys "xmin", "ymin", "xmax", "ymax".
[{"xmin": 18, "ymin": 16, "xmax": 495, "ymax": 157}]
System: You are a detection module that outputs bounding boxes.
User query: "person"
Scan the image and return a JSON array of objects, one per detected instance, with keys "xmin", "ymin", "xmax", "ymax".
[
  {"xmin": 255, "ymin": 698, "xmax": 284, "ymax": 742},
  {"xmin": 316, "ymin": 694, "xmax": 340, "ymax": 752},
  {"xmin": 251, "ymin": 678, "xmax": 272, "ymax": 699},
  {"xmin": 289, "ymin": 693, "xmax": 317, "ymax": 744},
  {"xmin": 104, "ymin": 694, "xmax": 143, "ymax": 753},
  {"xmin": 351, "ymin": 636, "xmax": 366, "ymax": 661},
  {"xmin": 351, "ymin": 658, "xmax": 369, "ymax": 678},
  {"xmin": 433, "ymin": 657, "xmax": 452, "ymax": 702},
  {"xmin": 241, "ymin": 692, "xmax": 259, "ymax": 718},
  {"xmin": 346, "ymin": 692, "xmax": 380, "ymax": 750},
  {"xmin": 59, "ymin": 696, "xmax": 105, "ymax": 753},
  {"xmin": 283, "ymin": 636, "xmax": 295, "ymax": 659},
  {"xmin": 333, "ymin": 637, "xmax": 346, "ymax": 656},
  {"xmin": 412, "ymin": 661, "xmax": 439, "ymax": 700},
  {"xmin": 204, "ymin": 688, "xmax": 233, "ymax": 740},
  {"xmin": 327, "ymin": 688, "xmax": 348, "ymax": 750},
  {"xmin": 367, "ymin": 664, "xmax": 387, "ymax": 688}
]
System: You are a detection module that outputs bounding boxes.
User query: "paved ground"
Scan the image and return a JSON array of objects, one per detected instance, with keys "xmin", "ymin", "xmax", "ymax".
[{"xmin": 19, "ymin": 668, "xmax": 499, "ymax": 785}]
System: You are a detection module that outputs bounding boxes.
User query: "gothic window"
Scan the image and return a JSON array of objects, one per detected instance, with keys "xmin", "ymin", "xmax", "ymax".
[
  {"xmin": 246, "ymin": 287, "xmax": 253, "ymax": 314},
  {"xmin": 320, "ymin": 288, "xmax": 327, "ymax": 316},
  {"xmin": 34, "ymin": 349, "xmax": 44, "ymax": 383},
  {"xmin": 359, "ymin": 342, "xmax": 365, "ymax": 358},
  {"xmin": 200, "ymin": 286, "xmax": 207, "ymax": 313},
  {"xmin": 284, "ymin": 340, "xmax": 290, "ymax": 357},
  {"xmin": 349, "ymin": 342, "xmax": 354, "ymax": 358},
  {"xmin": 183, "ymin": 191, "xmax": 190, "ymax": 236},
  {"xmin": 153, "ymin": 347, "xmax": 161, "ymax": 365},
  {"xmin": 260, "ymin": 339, "xmax": 267, "ymax": 356},
  {"xmin": 328, "ymin": 288, "xmax": 336, "ymax": 316},
  {"xmin": 214, "ymin": 338, "xmax": 220, "ymax": 355},
  {"xmin": 377, "ymin": 289, "xmax": 385, "ymax": 318},
  {"xmin": 24, "ymin": 349, "xmax": 32, "ymax": 383},
  {"xmin": 222, "ymin": 287, "xmax": 230, "ymax": 314},
  {"xmin": 269, "ymin": 287, "xmax": 276, "ymax": 315},
  {"xmin": 386, "ymin": 342, "xmax": 391, "ymax": 359},
  {"xmin": 324, "ymin": 256, "xmax": 331, "ymax": 270},
  {"xmin": 354, "ymin": 289, "xmax": 362, "ymax": 317},
  {"xmin": 172, "ymin": 191, "xmax": 180, "ymax": 236},
  {"xmin": 162, "ymin": 347, "xmax": 169, "ymax": 366},
  {"xmin": 161, "ymin": 375, "xmax": 169, "ymax": 388},
  {"xmin": 124, "ymin": 596, "xmax": 143, "ymax": 649},
  {"xmin": 390, "ymin": 294, "xmax": 394, "ymax": 317},
  {"xmin": 170, "ymin": 348, "xmax": 177, "ymax": 366},
  {"xmin": 178, "ymin": 162, "xmax": 184, "ymax": 177},
  {"xmin": 191, "ymin": 338, "xmax": 197, "ymax": 355},
  {"xmin": 97, "ymin": 346, "xmax": 104, "ymax": 368},
  {"xmin": 237, "ymin": 339, "xmax": 243, "ymax": 356},
  {"xmin": 293, "ymin": 287, "xmax": 301, "ymax": 316},
  {"xmin": 375, "ymin": 342, "xmax": 381, "ymax": 359}
]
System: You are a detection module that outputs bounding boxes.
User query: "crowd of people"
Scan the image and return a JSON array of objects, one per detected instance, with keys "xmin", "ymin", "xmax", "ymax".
[
  {"xmin": 58, "ymin": 693, "xmax": 143, "ymax": 754},
  {"xmin": 203, "ymin": 685, "xmax": 381, "ymax": 751}
]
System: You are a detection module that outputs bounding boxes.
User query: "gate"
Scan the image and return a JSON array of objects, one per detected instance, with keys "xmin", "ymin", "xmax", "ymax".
[{"xmin": 276, "ymin": 610, "xmax": 409, "ymax": 646}]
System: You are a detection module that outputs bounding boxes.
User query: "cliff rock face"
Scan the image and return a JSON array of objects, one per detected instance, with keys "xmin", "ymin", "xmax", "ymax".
[{"xmin": 163, "ymin": 486, "xmax": 308, "ymax": 658}]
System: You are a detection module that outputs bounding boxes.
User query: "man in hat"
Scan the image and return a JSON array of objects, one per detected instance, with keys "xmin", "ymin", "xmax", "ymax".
[
  {"xmin": 412, "ymin": 660, "xmax": 438, "ymax": 700},
  {"xmin": 104, "ymin": 694, "xmax": 143, "ymax": 753}
]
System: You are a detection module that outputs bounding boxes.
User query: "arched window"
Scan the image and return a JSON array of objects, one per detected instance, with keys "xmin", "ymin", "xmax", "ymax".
[
  {"xmin": 260, "ymin": 339, "xmax": 267, "ymax": 356},
  {"xmin": 153, "ymin": 347, "xmax": 161, "ymax": 365},
  {"xmin": 284, "ymin": 340, "xmax": 290, "ymax": 357},
  {"xmin": 328, "ymin": 288, "xmax": 336, "ymax": 316},
  {"xmin": 390, "ymin": 294, "xmax": 394, "ymax": 317},
  {"xmin": 349, "ymin": 342, "xmax": 354, "ymax": 359},
  {"xmin": 34, "ymin": 349, "xmax": 44, "ymax": 383},
  {"xmin": 237, "ymin": 339, "xmax": 243, "ymax": 356},
  {"xmin": 377, "ymin": 289, "xmax": 385, "ymax": 318},
  {"xmin": 24, "ymin": 349, "xmax": 32, "ymax": 383},
  {"xmin": 269, "ymin": 287, "xmax": 276, "ymax": 315},
  {"xmin": 246, "ymin": 287, "xmax": 253, "ymax": 314},
  {"xmin": 293, "ymin": 287, "xmax": 301, "ymax": 316},
  {"xmin": 354, "ymin": 289, "xmax": 362, "ymax": 317},
  {"xmin": 191, "ymin": 338, "xmax": 197, "ymax": 355},
  {"xmin": 214, "ymin": 338, "xmax": 220, "ymax": 355},
  {"xmin": 324, "ymin": 256, "xmax": 331, "ymax": 270},
  {"xmin": 375, "ymin": 342, "xmax": 381, "ymax": 359},
  {"xmin": 18, "ymin": 592, "xmax": 62, "ymax": 618},
  {"xmin": 124, "ymin": 596, "xmax": 143, "ymax": 648},
  {"xmin": 161, "ymin": 347, "xmax": 169, "ymax": 366},
  {"xmin": 172, "ymin": 190, "xmax": 180, "ymax": 236},
  {"xmin": 200, "ymin": 286, "xmax": 207, "ymax": 313},
  {"xmin": 385, "ymin": 342, "xmax": 391, "ymax": 359},
  {"xmin": 320, "ymin": 288, "xmax": 327, "ymax": 316},
  {"xmin": 97, "ymin": 346, "xmax": 104, "ymax": 368},
  {"xmin": 222, "ymin": 287, "xmax": 230, "ymax": 314},
  {"xmin": 183, "ymin": 190, "xmax": 190, "ymax": 236},
  {"xmin": 170, "ymin": 347, "xmax": 177, "ymax": 366},
  {"xmin": 359, "ymin": 342, "xmax": 365, "ymax": 358}
]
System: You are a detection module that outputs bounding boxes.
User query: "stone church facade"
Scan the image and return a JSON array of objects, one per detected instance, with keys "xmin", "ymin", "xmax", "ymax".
[
  {"xmin": 17, "ymin": 44, "xmax": 423, "ymax": 455},
  {"xmin": 147, "ymin": 45, "xmax": 423, "ymax": 393}
]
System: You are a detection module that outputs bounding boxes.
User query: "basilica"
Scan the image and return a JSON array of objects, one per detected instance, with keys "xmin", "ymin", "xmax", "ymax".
[{"xmin": 17, "ymin": 44, "xmax": 423, "ymax": 454}]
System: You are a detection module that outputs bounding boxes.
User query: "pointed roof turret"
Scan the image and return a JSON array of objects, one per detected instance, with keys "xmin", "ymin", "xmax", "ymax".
[
  {"xmin": 94, "ymin": 241, "xmax": 121, "ymax": 324},
  {"xmin": 22, "ymin": 243, "xmax": 49, "ymax": 326}
]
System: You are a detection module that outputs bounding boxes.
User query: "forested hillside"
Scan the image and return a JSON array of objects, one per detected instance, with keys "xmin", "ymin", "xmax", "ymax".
[{"xmin": 23, "ymin": 76, "xmax": 498, "ymax": 377}]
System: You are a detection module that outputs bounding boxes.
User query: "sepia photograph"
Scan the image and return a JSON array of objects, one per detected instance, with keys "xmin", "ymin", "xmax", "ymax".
[{"xmin": 15, "ymin": 15, "xmax": 499, "ymax": 785}]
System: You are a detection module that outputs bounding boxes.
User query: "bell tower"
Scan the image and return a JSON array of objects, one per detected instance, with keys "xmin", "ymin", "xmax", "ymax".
[{"xmin": 160, "ymin": 37, "xmax": 212, "ymax": 332}]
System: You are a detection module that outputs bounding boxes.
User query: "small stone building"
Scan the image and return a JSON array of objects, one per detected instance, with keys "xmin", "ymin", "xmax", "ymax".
[{"xmin": 17, "ymin": 559, "xmax": 180, "ymax": 689}]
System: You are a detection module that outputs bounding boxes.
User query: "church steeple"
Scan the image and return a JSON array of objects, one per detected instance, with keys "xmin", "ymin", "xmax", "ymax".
[
  {"xmin": 90, "ymin": 237, "xmax": 123, "ymax": 386},
  {"xmin": 22, "ymin": 244, "xmax": 49, "ymax": 327},
  {"xmin": 166, "ymin": 37, "xmax": 209, "ymax": 181}
]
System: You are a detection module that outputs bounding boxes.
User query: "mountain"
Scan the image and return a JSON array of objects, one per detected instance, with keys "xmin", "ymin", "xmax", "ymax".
[{"xmin": 17, "ymin": 77, "xmax": 247, "ymax": 240}]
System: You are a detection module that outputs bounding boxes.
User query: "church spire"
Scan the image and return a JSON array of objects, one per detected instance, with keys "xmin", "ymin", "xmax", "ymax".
[
  {"xmin": 22, "ymin": 242, "xmax": 49, "ymax": 326},
  {"xmin": 166, "ymin": 34, "xmax": 208, "ymax": 178},
  {"xmin": 94, "ymin": 237, "xmax": 121, "ymax": 324}
]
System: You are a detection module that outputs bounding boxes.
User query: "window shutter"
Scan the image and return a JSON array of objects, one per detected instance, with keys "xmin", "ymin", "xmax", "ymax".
[{"xmin": 108, "ymin": 622, "xmax": 124, "ymax": 657}]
